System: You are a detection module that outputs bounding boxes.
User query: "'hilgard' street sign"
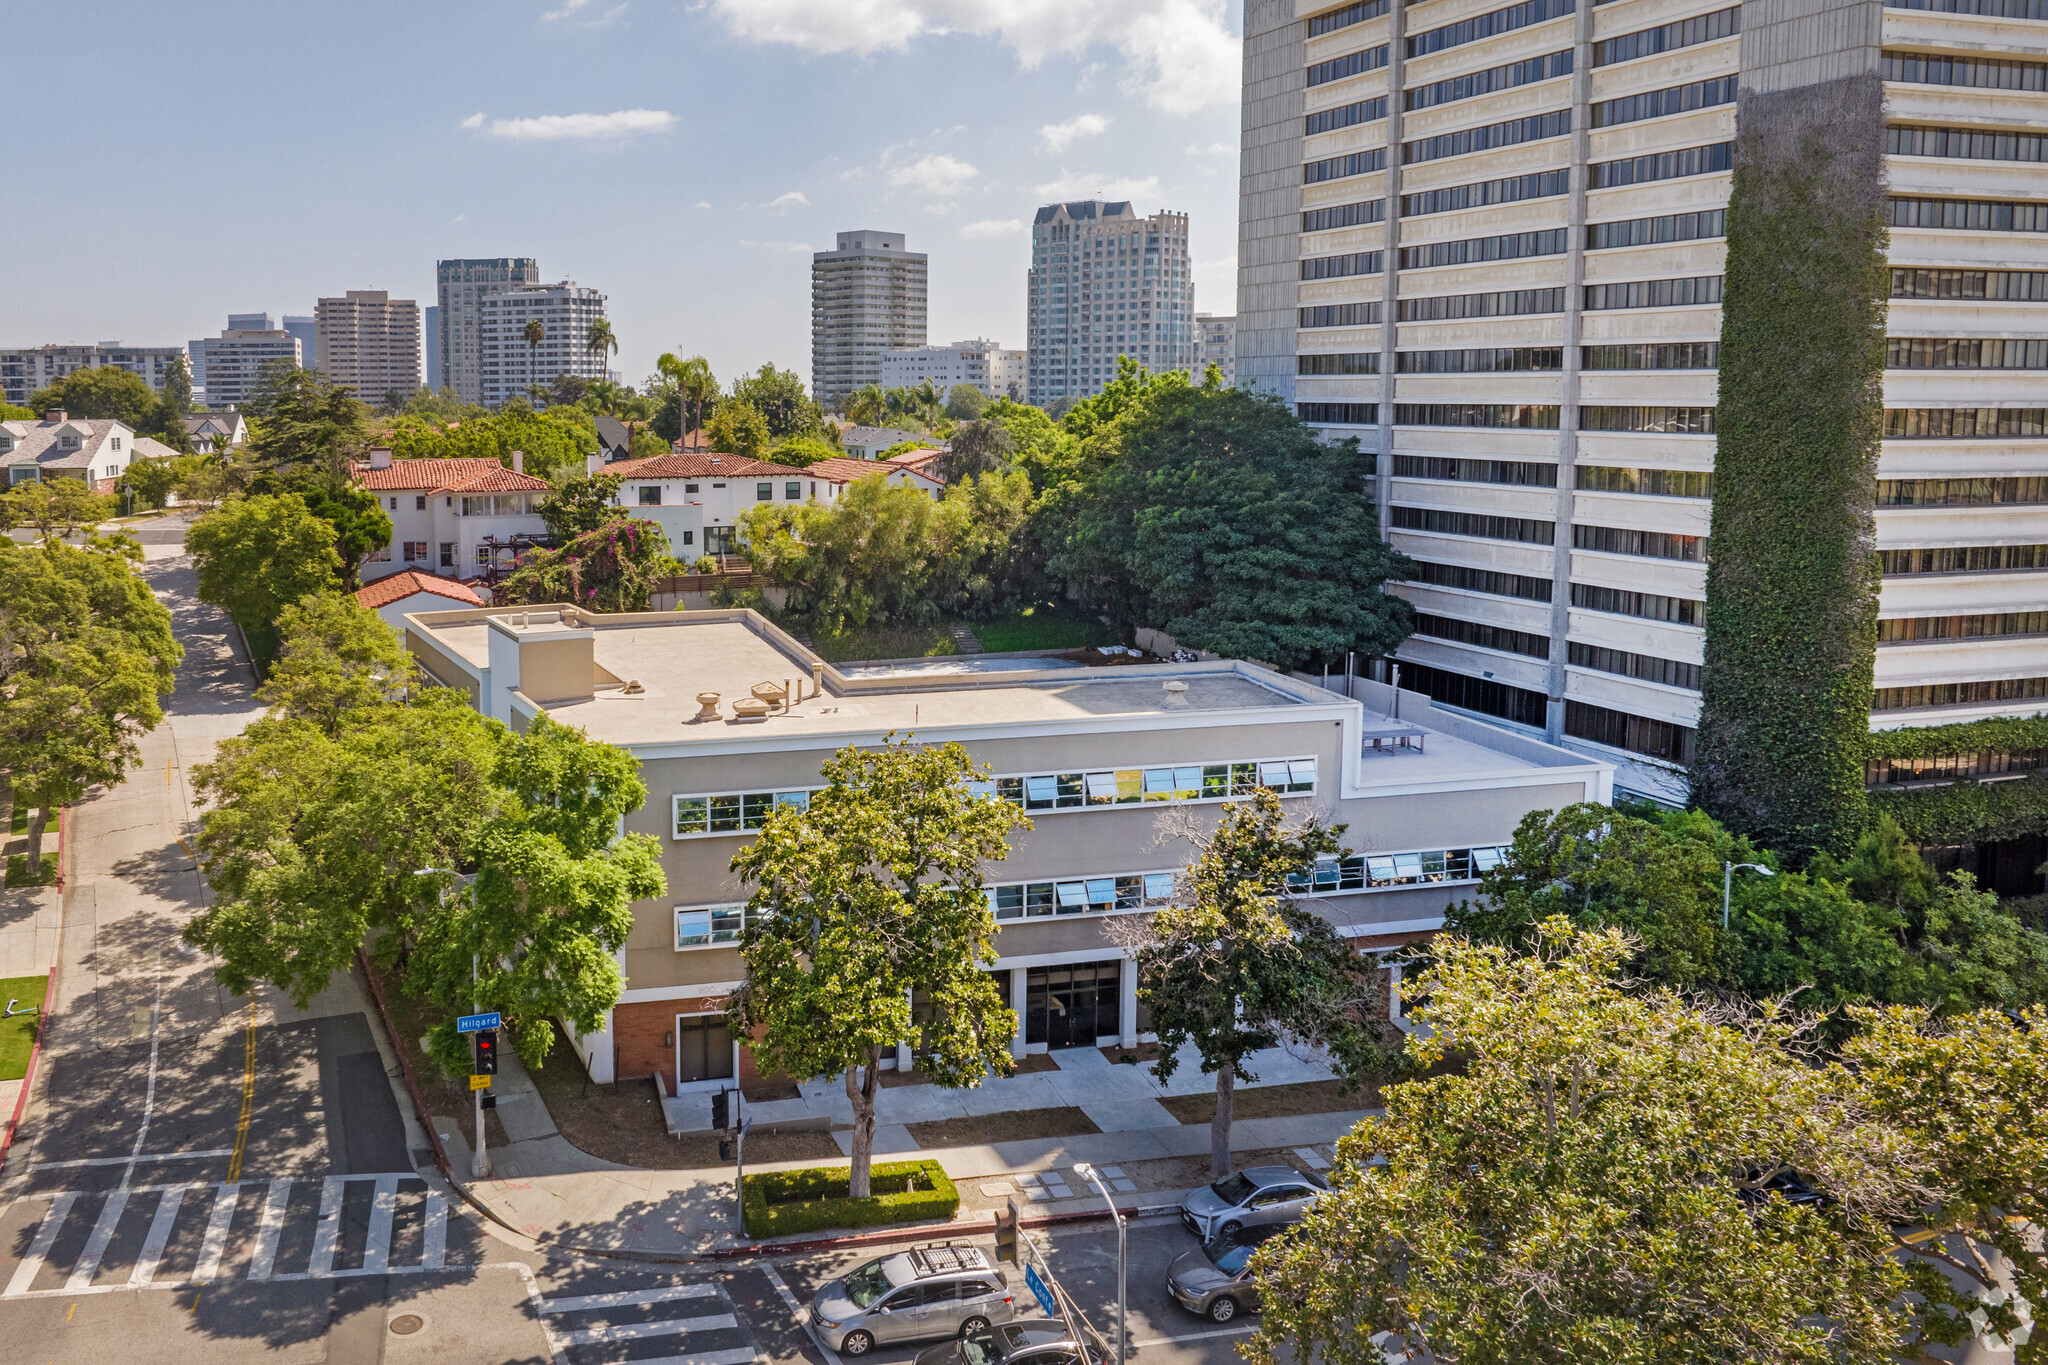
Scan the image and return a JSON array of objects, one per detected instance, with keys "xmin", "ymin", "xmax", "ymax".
[
  {"xmin": 1024, "ymin": 1265, "xmax": 1057, "ymax": 1317},
  {"xmin": 456, "ymin": 1012, "xmax": 502, "ymax": 1033}
]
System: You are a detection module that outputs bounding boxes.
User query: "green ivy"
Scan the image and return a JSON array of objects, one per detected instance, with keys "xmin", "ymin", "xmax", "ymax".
[
  {"xmin": 1871, "ymin": 773, "xmax": 2048, "ymax": 847},
  {"xmin": 1694, "ymin": 74, "xmax": 1891, "ymax": 860},
  {"xmin": 1866, "ymin": 715, "xmax": 2048, "ymax": 761}
]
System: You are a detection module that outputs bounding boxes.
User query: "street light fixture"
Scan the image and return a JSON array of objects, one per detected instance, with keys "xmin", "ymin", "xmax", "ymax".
[
  {"xmin": 1073, "ymin": 1163, "xmax": 1125, "ymax": 1365},
  {"xmin": 1723, "ymin": 860, "xmax": 1774, "ymax": 930},
  {"xmin": 416, "ymin": 867, "xmax": 487, "ymax": 1178}
]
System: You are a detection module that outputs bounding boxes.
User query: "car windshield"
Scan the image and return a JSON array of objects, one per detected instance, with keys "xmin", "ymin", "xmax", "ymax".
[
  {"xmin": 844, "ymin": 1259, "xmax": 904, "ymax": 1308},
  {"xmin": 960, "ymin": 1331, "xmax": 1010, "ymax": 1365},
  {"xmin": 1208, "ymin": 1173, "xmax": 1256, "ymax": 1206},
  {"xmin": 1205, "ymin": 1242, "xmax": 1256, "ymax": 1274}
]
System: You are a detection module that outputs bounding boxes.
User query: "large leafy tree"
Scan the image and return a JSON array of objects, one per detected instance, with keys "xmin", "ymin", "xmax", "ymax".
[
  {"xmin": 704, "ymin": 398, "xmax": 770, "ymax": 460},
  {"xmin": 243, "ymin": 362, "xmax": 370, "ymax": 481},
  {"xmin": 185, "ymin": 493, "xmax": 341, "ymax": 635},
  {"xmin": 146, "ymin": 355, "xmax": 198, "ymax": 455},
  {"xmin": 298, "ymin": 483, "xmax": 393, "ymax": 590},
  {"xmin": 1057, "ymin": 377, "xmax": 1414, "ymax": 668},
  {"xmin": 257, "ymin": 591, "xmax": 423, "ymax": 732},
  {"xmin": 1136, "ymin": 789, "xmax": 1393, "ymax": 1176},
  {"xmin": 536, "ymin": 473, "xmax": 627, "ymax": 541},
  {"xmin": 25, "ymin": 366, "xmax": 159, "ymax": 425},
  {"xmin": 1249, "ymin": 922, "xmax": 1912, "ymax": 1365},
  {"xmin": 731, "ymin": 362, "xmax": 819, "ymax": 438},
  {"xmin": 0, "ymin": 478, "xmax": 116, "ymax": 538},
  {"xmin": 729, "ymin": 736, "xmax": 1024, "ymax": 1198}
]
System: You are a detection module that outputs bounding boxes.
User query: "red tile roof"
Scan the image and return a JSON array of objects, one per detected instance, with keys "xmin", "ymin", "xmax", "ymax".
[
  {"xmin": 354, "ymin": 571, "xmax": 485, "ymax": 611},
  {"xmin": 805, "ymin": 457, "xmax": 943, "ymax": 487},
  {"xmin": 882, "ymin": 448, "xmax": 946, "ymax": 472},
  {"xmin": 601, "ymin": 453, "xmax": 805, "ymax": 479},
  {"xmin": 351, "ymin": 457, "xmax": 553, "ymax": 493}
]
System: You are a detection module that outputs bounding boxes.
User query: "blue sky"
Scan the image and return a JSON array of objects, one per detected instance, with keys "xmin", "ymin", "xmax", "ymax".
[{"xmin": 11, "ymin": 1, "xmax": 1243, "ymax": 394}]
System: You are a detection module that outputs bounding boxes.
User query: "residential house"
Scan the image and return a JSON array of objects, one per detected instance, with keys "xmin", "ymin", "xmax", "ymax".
[
  {"xmin": 399, "ymin": 604, "xmax": 1613, "ymax": 1091},
  {"xmin": 840, "ymin": 426, "xmax": 929, "ymax": 460},
  {"xmin": 595, "ymin": 415, "xmax": 636, "ymax": 463},
  {"xmin": 605, "ymin": 453, "xmax": 940, "ymax": 558},
  {"xmin": 2, "ymin": 413, "xmax": 145, "ymax": 490},
  {"xmin": 354, "ymin": 570, "xmax": 484, "ymax": 634},
  {"xmin": 351, "ymin": 448, "xmax": 553, "ymax": 583},
  {"xmin": 183, "ymin": 411, "xmax": 247, "ymax": 454}
]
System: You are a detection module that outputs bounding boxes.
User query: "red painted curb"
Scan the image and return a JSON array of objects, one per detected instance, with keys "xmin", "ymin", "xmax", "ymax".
[
  {"xmin": 698, "ymin": 1202, "xmax": 1150, "ymax": 1261},
  {"xmin": 0, "ymin": 808, "xmax": 67, "ymax": 1178}
]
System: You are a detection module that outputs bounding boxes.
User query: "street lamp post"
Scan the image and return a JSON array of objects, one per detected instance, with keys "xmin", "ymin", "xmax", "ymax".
[
  {"xmin": 415, "ymin": 867, "xmax": 486, "ymax": 1177},
  {"xmin": 1723, "ymin": 860, "xmax": 1775, "ymax": 930},
  {"xmin": 1073, "ymin": 1163, "xmax": 1125, "ymax": 1365}
]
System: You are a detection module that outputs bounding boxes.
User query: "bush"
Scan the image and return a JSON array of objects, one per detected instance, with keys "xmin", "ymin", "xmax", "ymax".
[
  {"xmin": 741, "ymin": 1159, "xmax": 959, "ymax": 1238},
  {"xmin": 692, "ymin": 555, "xmax": 718, "ymax": 574}
]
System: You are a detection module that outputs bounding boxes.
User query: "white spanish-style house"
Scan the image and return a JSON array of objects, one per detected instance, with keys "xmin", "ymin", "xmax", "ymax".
[
  {"xmin": 603, "ymin": 452, "xmax": 941, "ymax": 557},
  {"xmin": 354, "ymin": 570, "xmax": 485, "ymax": 633},
  {"xmin": 351, "ymin": 448, "xmax": 553, "ymax": 583},
  {"xmin": 1, "ymin": 412, "xmax": 162, "ymax": 490}
]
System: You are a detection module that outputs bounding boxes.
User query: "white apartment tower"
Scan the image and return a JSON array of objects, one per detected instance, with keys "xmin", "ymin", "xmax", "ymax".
[
  {"xmin": 1197, "ymin": 313, "xmax": 1239, "ymax": 385},
  {"xmin": 1244, "ymin": 0, "xmax": 2048, "ymax": 804},
  {"xmin": 315, "ymin": 290, "xmax": 422, "ymax": 403},
  {"xmin": 878, "ymin": 339, "xmax": 1028, "ymax": 398},
  {"xmin": 0, "ymin": 344, "xmax": 186, "ymax": 408},
  {"xmin": 437, "ymin": 258, "xmax": 540, "ymax": 405},
  {"xmin": 190, "ymin": 319, "xmax": 302, "ymax": 409},
  {"xmin": 1026, "ymin": 201, "xmax": 1197, "ymax": 405},
  {"xmin": 811, "ymin": 231, "xmax": 928, "ymax": 406},
  {"xmin": 477, "ymin": 280, "xmax": 608, "ymax": 409}
]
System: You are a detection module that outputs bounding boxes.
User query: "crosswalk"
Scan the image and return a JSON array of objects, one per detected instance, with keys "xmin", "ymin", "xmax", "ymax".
[
  {"xmin": 2, "ymin": 1173, "xmax": 467, "ymax": 1297},
  {"xmin": 531, "ymin": 1280, "xmax": 761, "ymax": 1365}
]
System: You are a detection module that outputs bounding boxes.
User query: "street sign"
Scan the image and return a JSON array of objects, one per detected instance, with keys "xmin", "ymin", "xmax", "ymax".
[
  {"xmin": 456, "ymin": 1012, "xmax": 502, "ymax": 1033},
  {"xmin": 1024, "ymin": 1265, "xmax": 1057, "ymax": 1317},
  {"xmin": 470, "ymin": 1074, "xmax": 493, "ymax": 1090}
]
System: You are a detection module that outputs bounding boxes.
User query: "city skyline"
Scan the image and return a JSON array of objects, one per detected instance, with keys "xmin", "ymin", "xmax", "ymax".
[{"xmin": 6, "ymin": 1, "xmax": 1243, "ymax": 398}]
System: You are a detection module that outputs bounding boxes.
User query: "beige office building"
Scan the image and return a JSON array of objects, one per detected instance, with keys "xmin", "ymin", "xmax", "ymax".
[
  {"xmin": 315, "ymin": 290, "xmax": 421, "ymax": 403},
  {"xmin": 403, "ymin": 605, "xmax": 1610, "ymax": 1092},
  {"xmin": 811, "ymin": 230, "xmax": 928, "ymax": 407},
  {"xmin": 1242, "ymin": 0, "xmax": 2048, "ymax": 803}
]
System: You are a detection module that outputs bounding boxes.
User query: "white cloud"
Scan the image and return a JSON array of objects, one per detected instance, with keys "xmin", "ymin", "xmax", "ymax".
[
  {"xmin": 767, "ymin": 190, "xmax": 810, "ymax": 211},
  {"xmin": 887, "ymin": 153, "xmax": 978, "ymax": 198},
  {"xmin": 960, "ymin": 218, "xmax": 1025, "ymax": 238},
  {"xmin": 694, "ymin": 200, "xmax": 713, "ymax": 209},
  {"xmin": 741, "ymin": 239, "xmax": 816, "ymax": 254},
  {"xmin": 704, "ymin": 1, "xmax": 1237, "ymax": 114},
  {"xmin": 1040, "ymin": 112, "xmax": 1108, "ymax": 153},
  {"xmin": 1186, "ymin": 141, "xmax": 1234, "ymax": 156},
  {"xmin": 462, "ymin": 109, "xmax": 677, "ymax": 140},
  {"xmin": 1032, "ymin": 169, "xmax": 1164, "ymax": 203},
  {"xmin": 542, "ymin": 0, "xmax": 626, "ymax": 23}
]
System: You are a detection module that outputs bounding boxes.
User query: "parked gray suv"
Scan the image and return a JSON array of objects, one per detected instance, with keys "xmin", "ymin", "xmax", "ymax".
[{"xmin": 811, "ymin": 1244, "xmax": 1017, "ymax": 1356}]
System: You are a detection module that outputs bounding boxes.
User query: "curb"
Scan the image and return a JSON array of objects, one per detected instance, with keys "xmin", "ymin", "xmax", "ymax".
[
  {"xmin": 355, "ymin": 947, "xmax": 453, "ymax": 1180},
  {"xmin": 0, "ymin": 805, "xmax": 68, "ymax": 1178},
  {"xmin": 697, "ymin": 1202, "xmax": 1178, "ymax": 1261}
]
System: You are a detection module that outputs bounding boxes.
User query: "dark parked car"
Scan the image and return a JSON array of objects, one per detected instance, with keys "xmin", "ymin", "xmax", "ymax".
[
  {"xmin": 1166, "ymin": 1224, "xmax": 1291, "ymax": 1321},
  {"xmin": 914, "ymin": 1319, "xmax": 1110, "ymax": 1365}
]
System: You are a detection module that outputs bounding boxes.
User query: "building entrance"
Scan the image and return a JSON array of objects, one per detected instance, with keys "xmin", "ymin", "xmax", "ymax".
[
  {"xmin": 1024, "ymin": 961, "xmax": 1122, "ymax": 1049},
  {"xmin": 675, "ymin": 1013, "xmax": 735, "ymax": 1084}
]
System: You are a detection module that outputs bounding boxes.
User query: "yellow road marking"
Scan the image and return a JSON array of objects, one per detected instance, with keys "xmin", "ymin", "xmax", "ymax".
[{"xmin": 226, "ymin": 1004, "xmax": 255, "ymax": 1183}]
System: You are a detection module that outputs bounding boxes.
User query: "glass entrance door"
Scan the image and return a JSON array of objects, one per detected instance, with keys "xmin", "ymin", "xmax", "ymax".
[
  {"xmin": 676, "ymin": 1013, "xmax": 735, "ymax": 1084},
  {"xmin": 1024, "ymin": 961, "xmax": 1123, "ymax": 1049}
]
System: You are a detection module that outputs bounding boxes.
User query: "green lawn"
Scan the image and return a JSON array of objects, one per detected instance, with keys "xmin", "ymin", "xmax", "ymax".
[
  {"xmin": 972, "ymin": 608, "xmax": 1117, "ymax": 654},
  {"xmin": 5, "ymin": 854, "xmax": 57, "ymax": 888},
  {"xmin": 0, "ymin": 975, "xmax": 48, "ymax": 1081}
]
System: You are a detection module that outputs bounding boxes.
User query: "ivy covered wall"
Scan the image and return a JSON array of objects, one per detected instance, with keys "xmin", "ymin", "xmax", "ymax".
[
  {"xmin": 1867, "ymin": 716, "xmax": 2048, "ymax": 846},
  {"xmin": 1695, "ymin": 74, "xmax": 1891, "ymax": 859}
]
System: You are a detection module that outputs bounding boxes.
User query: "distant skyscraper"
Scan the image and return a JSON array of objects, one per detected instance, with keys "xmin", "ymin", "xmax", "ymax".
[
  {"xmin": 811, "ymin": 230, "xmax": 927, "ymax": 406},
  {"xmin": 423, "ymin": 306, "xmax": 441, "ymax": 391},
  {"xmin": 1196, "ymin": 314, "xmax": 1237, "ymax": 387},
  {"xmin": 1026, "ymin": 202, "xmax": 1194, "ymax": 406},
  {"xmin": 190, "ymin": 319, "xmax": 302, "ymax": 409},
  {"xmin": 315, "ymin": 290, "xmax": 421, "ymax": 404},
  {"xmin": 282, "ymin": 315, "xmax": 317, "ymax": 373},
  {"xmin": 477, "ymin": 280, "xmax": 607, "ymax": 408},
  {"xmin": 0, "ymin": 343, "xmax": 185, "ymax": 408},
  {"xmin": 437, "ymin": 258, "xmax": 540, "ymax": 404}
]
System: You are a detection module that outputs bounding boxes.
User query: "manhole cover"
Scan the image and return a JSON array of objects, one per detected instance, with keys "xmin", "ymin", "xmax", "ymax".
[{"xmin": 389, "ymin": 1314, "xmax": 425, "ymax": 1336}]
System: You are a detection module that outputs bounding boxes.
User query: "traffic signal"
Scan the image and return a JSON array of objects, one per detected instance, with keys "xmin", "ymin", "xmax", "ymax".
[
  {"xmin": 994, "ymin": 1196, "xmax": 1021, "ymax": 1264},
  {"xmin": 711, "ymin": 1088, "xmax": 731, "ymax": 1132},
  {"xmin": 473, "ymin": 1029, "xmax": 498, "ymax": 1075}
]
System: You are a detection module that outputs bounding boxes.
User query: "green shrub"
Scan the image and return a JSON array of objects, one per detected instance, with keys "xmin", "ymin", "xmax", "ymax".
[{"xmin": 741, "ymin": 1159, "xmax": 959, "ymax": 1238}]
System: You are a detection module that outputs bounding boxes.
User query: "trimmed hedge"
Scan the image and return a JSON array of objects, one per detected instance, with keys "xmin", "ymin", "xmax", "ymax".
[
  {"xmin": 742, "ymin": 1159, "xmax": 959, "ymax": 1238},
  {"xmin": 1695, "ymin": 73, "xmax": 1890, "ymax": 860}
]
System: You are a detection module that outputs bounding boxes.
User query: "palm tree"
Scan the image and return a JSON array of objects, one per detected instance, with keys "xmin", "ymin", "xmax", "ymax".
[
  {"xmin": 586, "ymin": 317, "xmax": 618, "ymax": 387},
  {"xmin": 523, "ymin": 317, "xmax": 546, "ymax": 403},
  {"xmin": 912, "ymin": 378, "xmax": 943, "ymax": 431},
  {"xmin": 675, "ymin": 355, "xmax": 717, "ymax": 438},
  {"xmin": 848, "ymin": 384, "xmax": 887, "ymax": 428}
]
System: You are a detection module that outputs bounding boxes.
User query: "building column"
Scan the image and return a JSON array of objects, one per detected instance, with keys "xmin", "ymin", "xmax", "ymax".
[
  {"xmin": 1010, "ymin": 968, "xmax": 1029, "ymax": 1059},
  {"xmin": 1119, "ymin": 955, "xmax": 1139, "ymax": 1048},
  {"xmin": 897, "ymin": 988, "xmax": 914, "ymax": 1072}
]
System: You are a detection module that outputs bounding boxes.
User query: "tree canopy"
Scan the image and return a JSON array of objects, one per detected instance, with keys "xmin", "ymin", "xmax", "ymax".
[
  {"xmin": 185, "ymin": 493, "xmax": 341, "ymax": 634},
  {"xmin": 705, "ymin": 399, "xmax": 770, "ymax": 461},
  {"xmin": 536, "ymin": 473, "xmax": 627, "ymax": 541},
  {"xmin": 494, "ymin": 518, "xmax": 671, "ymax": 612},
  {"xmin": 730, "ymin": 363, "xmax": 819, "ymax": 439},
  {"xmin": 25, "ymin": 366, "xmax": 160, "ymax": 426}
]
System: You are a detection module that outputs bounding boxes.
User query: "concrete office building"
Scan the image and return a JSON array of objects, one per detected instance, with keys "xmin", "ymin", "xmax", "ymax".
[
  {"xmin": 1197, "ymin": 313, "xmax": 1239, "ymax": 386},
  {"xmin": 1242, "ymin": 0, "xmax": 2048, "ymax": 802},
  {"xmin": 282, "ymin": 315, "xmax": 317, "ymax": 373},
  {"xmin": 811, "ymin": 230, "xmax": 928, "ymax": 406},
  {"xmin": 423, "ymin": 306, "xmax": 441, "ymax": 391},
  {"xmin": 878, "ymin": 338, "xmax": 1027, "ymax": 398},
  {"xmin": 1027, "ymin": 201, "xmax": 1197, "ymax": 406},
  {"xmin": 437, "ymin": 258, "xmax": 541, "ymax": 405},
  {"xmin": 190, "ymin": 319, "xmax": 302, "ymax": 410},
  {"xmin": 0, "ymin": 344, "xmax": 186, "ymax": 408},
  {"xmin": 316, "ymin": 290, "xmax": 422, "ymax": 403},
  {"xmin": 399, "ymin": 603, "xmax": 1611, "ymax": 1089},
  {"xmin": 477, "ymin": 281, "xmax": 608, "ymax": 409}
]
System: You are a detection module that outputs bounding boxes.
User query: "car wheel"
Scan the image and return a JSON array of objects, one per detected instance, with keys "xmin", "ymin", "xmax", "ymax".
[
  {"xmin": 1217, "ymin": 1220, "xmax": 1242, "ymax": 1239},
  {"xmin": 842, "ymin": 1331, "xmax": 875, "ymax": 1356},
  {"xmin": 959, "ymin": 1317, "xmax": 991, "ymax": 1339},
  {"xmin": 1208, "ymin": 1297, "xmax": 1239, "ymax": 1323}
]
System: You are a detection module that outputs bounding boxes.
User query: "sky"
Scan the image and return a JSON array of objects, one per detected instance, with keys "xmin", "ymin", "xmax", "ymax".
[{"xmin": 8, "ymin": 0, "xmax": 1245, "ymax": 395}]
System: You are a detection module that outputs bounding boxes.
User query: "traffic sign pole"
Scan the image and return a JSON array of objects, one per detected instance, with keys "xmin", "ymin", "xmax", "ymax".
[{"xmin": 470, "ymin": 952, "xmax": 489, "ymax": 1179}]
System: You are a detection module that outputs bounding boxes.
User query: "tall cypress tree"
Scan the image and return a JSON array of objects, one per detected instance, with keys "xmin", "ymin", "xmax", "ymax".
[{"xmin": 1694, "ymin": 74, "xmax": 1890, "ymax": 859}]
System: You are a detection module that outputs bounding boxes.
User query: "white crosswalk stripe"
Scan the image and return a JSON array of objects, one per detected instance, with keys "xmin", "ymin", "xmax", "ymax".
[
  {"xmin": 1, "ymin": 1173, "xmax": 470, "ymax": 1297},
  {"xmin": 533, "ymin": 1276, "xmax": 759, "ymax": 1365}
]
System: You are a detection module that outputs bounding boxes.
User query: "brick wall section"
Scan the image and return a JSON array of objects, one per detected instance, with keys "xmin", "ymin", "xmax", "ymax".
[{"xmin": 615, "ymin": 995, "xmax": 731, "ymax": 1089}]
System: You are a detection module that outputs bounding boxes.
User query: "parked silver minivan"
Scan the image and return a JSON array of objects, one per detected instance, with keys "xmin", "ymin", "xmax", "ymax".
[{"xmin": 811, "ymin": 1244, "xmax": 1017, "ymax": 1356}]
